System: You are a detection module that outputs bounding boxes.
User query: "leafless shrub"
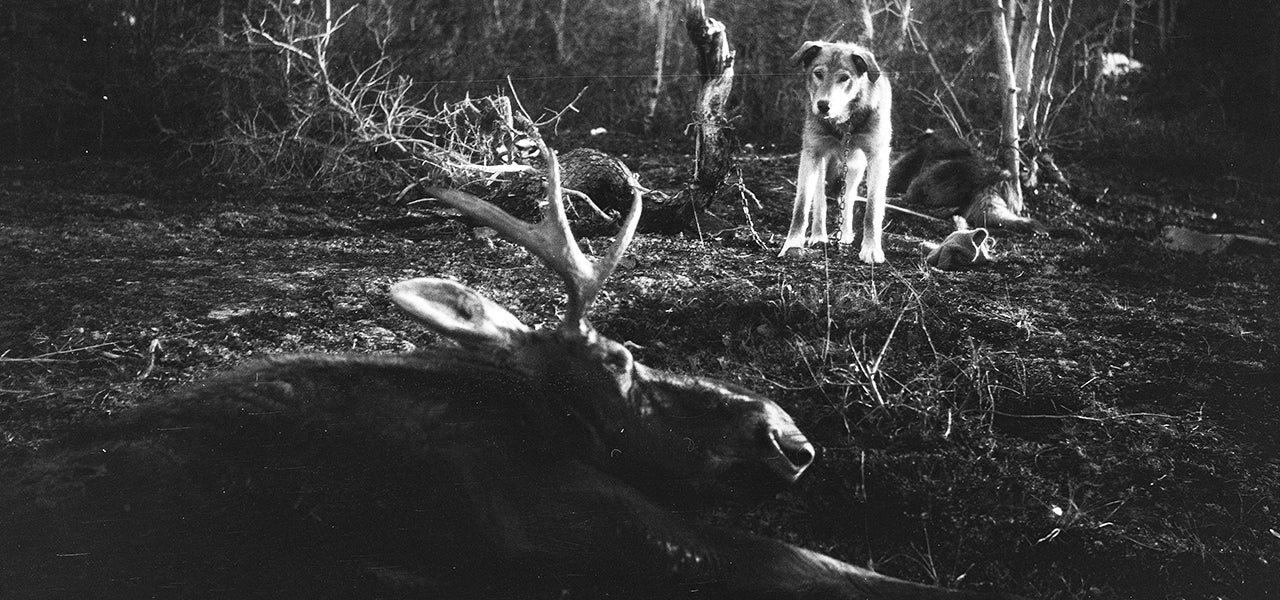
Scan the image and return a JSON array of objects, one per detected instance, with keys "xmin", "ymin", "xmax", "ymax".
[{"xmin": 199, "ymin": 0, "xmax": 538, "ymax": 193}]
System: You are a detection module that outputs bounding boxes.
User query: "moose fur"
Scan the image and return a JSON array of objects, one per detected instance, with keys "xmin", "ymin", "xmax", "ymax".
[{"xmin": 3, "ymin": 346, "xmax": 811, "ymax": 598}]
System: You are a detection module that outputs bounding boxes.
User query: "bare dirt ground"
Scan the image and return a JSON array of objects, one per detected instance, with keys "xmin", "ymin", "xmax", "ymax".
[{"xmin": 1, "ymin": 132, "xmax": 1278, "ymax": 599}]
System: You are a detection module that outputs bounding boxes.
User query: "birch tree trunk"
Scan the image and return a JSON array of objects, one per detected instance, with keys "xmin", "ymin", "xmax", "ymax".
[
  {"xmin": 846, "ymin": 0, "xmax": 874, "ymax": 46},
  {"xmin": 899, "ymin": 0, "xmax": 912, "ymax": 45},
  {"xmin": 643, "ymin": 0, "xmax": 671, "ymax": 133},
  {"xmin": 547, "ymin": 0, "xmax": 571, "ymax": 64},
  {"xmin": 1126, "ymin": 0, "xmax": 1137, "ymax": 58},
  {"xmin": 1013, "ymin": 0, "xmax": 1044, "ymax": 130},
  {"xmin": 990, "ymin": 0, "xmax": 1023, "ymax": 213},
  {"xmin": 685, "ymin": 0, "xmax": 735, "ymax": 191},
  {"xmin": 1026, "ymin": 0, "xmax": 1073, "ymax": 152}
]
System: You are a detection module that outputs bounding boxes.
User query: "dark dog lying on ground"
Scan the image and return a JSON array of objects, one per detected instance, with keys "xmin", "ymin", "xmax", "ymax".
[{"xmin": 888, "ymin": 131, "xmax": 1046, "ymax": 234}]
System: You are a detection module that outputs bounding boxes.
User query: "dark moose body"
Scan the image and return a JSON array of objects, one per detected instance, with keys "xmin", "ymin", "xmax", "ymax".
[
  {"xmin": 4, "ymin": 352, "xmax": 801, "ymax": 598},
  {"xmin": 2, "ymin": 136, "xmax": 1016, "ymax": 600}
]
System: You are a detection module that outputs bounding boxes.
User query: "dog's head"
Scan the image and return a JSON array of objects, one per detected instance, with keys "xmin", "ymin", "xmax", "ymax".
[{"xmin": 791, "ymin": 41, "xmax": 881, "ymax": 124}]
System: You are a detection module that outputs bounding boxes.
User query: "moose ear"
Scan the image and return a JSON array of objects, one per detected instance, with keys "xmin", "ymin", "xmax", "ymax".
[
  {"xmin": 850, "ymin": 48, "xmax": 881, "ymax": 83},
  {"xmin": 391, "ymin": 278, "xmax": 530, "ymax": 348},
  {"xmin": 790, "ymin": 41, "xmax": 825, "ymax": 67}
]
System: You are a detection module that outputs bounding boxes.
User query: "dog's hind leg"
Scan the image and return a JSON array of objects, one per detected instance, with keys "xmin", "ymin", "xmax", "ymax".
[
  {"xmin": 780, "ymin": 150, "xmax": 828, "ymax": 257},
  {"xmin": 858, "ymin": 144, "xmax": 889, "ymax": 264},
  {"xmin": 839, "ymin": 148, "xmax": 867, "ymax": 246}
]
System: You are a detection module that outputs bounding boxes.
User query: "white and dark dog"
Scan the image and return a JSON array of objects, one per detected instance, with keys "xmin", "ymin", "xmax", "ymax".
[{"xmin": 779, "ymin": 41, "xmax": 892, "ymax": 263}]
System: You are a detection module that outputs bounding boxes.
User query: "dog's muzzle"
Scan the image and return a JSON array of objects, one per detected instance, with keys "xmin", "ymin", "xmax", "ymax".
[{"xmin": 814, "ymin": 101, "xmax": 848, "ymax": 125}]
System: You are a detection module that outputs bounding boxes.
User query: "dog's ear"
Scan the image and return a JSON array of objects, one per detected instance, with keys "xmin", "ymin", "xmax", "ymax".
[
  {"xmin": 791, "ymin": 41, "xmax": 825, "ymax": 68},
  {"xmin": 851, "ymin": 49, "xmax": 881, "ymax": 83}
]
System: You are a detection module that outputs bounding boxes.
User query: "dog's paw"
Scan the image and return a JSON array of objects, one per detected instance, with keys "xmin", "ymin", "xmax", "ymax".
[
  {"xmin": 779, "ymin": 246, "xmax": 812, "ymax": 259},
  {"xmin": 858, "ymin": 243, "xmax": 886, "ymax": 264}
]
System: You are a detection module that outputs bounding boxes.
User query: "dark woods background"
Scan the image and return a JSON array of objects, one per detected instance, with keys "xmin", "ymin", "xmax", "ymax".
[{"xmin": 2, "ymin": 0, "xmax": 1277, "ymax": 176}]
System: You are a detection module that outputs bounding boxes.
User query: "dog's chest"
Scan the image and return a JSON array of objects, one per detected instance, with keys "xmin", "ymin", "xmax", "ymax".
[{"xmin": 809, "ymin": 101, "xmax": 876, "ymax": 144}]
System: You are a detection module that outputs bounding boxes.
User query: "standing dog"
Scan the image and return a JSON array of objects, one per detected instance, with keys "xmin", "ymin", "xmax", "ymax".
[{"xmin": 779, "ymin": 41, "xmax": 892, "ymax": 263}]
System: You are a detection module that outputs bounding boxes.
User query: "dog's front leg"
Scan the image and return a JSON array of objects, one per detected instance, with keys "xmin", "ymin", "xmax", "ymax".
[
  {"xmin": 858, "ymin": 144, "xmax": 890, "ymax": 264},
  {"xmin": 807, "ymin": 163, "xmax": 830, "ymax": 246},
  {"xmin": 779, "ymin": 150, "xmax": 827, "ymax": 257},
  {"xmin": 839, "ymin": 148, "xmax": 868, "ymax": 246}
]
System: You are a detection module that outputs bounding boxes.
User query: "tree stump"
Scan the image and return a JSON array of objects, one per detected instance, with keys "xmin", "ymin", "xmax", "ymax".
[{"xmin": 685, "ymin": 2, "xmax": 735, "ymax": 192}]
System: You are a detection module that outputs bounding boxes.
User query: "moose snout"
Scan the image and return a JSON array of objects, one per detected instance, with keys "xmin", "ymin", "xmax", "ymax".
[{"xmin": 769, "ymin": 427, "xmax": 816, "ymax": 480}]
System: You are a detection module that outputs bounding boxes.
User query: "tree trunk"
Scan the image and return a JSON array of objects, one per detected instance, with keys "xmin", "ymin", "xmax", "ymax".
[
  {"xmin": 846, "ymin": 0, "xmax": 874, "ymax": 46},
  {"xmin": 1127, "ymin": 0, "xmax": 1137, "ymax": 58},
  {"xmin": 990, "ymin": 0, "xmax": 1023, "ymax": 214},
  {"xmin": 218, "ymin": 0, "xmax": 230, "ymax": 119},
  {"xmin": 1027, "ymin": 0, "xmax": 1074, "ymax": 151},
  {"xmin": 1013, "ymin": 0, "xmax": 1044, "ymax": 131},
  {"xmin": 1004, "ymin": 0, "xmax": 1017, "ymax": 43},
  {"xmin": 547, "ymin": 0, "xmax": 571, "ymax": 64},
  {"xmin": 898, "ymin": 0, "xmax": 913, "ymax": 48},
  {"xmin": 643, "ymin": 0, "xmax": 671, "ymax": 133},
  {"xmin": 1157, "ymin": 0, "xmax": 1167, "ymax": 50},
  {"xmin": 685, "ymin": 0, "xmax": 735, "ymax": 191}
]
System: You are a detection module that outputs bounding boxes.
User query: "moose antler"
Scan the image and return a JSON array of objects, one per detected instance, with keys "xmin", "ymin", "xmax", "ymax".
[{"xmin": 420, "ymin": 133, "xmax": 643, "ymax": 337}]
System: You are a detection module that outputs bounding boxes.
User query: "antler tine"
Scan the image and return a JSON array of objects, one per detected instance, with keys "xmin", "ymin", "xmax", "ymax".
[
  {"xmin": 579, "ymin": 165, "xmax": 643, "ymax": 316},
  {"xmin": 529, "ymin": 134, "xmax": 596, "ymax": 334},
  {"xmin": 420, "ymin": 134, "xmax": 643, "ymax": 338}
]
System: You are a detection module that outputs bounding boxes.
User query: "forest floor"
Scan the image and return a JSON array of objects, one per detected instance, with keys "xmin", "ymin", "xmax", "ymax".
[{"xmin": 1, "ymin": 126, "xmax": 1278, "ymax": 599}]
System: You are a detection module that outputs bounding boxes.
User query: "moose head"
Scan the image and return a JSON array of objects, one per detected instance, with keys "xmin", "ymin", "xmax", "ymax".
[{"xmin": 396, "ymin": 134, "xmax": 815, "ymax": 499}]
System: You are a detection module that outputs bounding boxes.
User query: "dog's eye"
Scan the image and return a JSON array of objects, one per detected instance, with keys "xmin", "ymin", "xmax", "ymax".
[
  {"xmin": 838, "ymin": 74, "xmax": 852, "ymax": 84},
  {"xmin": 813, "ymin": 70, "xmax": 825, "ymax": 81}
]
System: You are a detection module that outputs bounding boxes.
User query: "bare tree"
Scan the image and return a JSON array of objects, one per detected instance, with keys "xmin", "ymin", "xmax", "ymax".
[
  {"xmin": 898, "ymin": 0, "xmax": 913, "ymax": 45},
  {"xmin": 989, "ymin": 0, "xmax": 1023, "ymax": 212},
  {"xmin": 643, "ymin": 0, "xmax": 672, "ymax": 133},
  {"xmin": 846, "ymin": 0, "xmax": 874, "ymax": 45},
  {"xmin": 546, "ymin": 0, "xmax": 572, "ymax": 64},
  {"xmin": 1024, "ymin": 0, "xmax": 1075, "ymax": 152},
  {"xmin": 1125, "ymin": 0, "xmax": 1137, "ymax": 58},
  {"xmin": 684, "ymin": 0, "xmax": 735, "ymax": 191},
  {"xmin": 1013, "ymin": 0, "xmax": 1045, "ymax": 131},
  {"xmin": 984, "ymin": 0, "xmax": 1083, "ymax": 194}
]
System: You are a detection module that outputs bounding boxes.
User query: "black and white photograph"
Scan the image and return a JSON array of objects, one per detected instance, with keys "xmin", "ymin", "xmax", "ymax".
[{"xmin": 1, "ymin": 1, "xmax": 1277, "ymax": 598}]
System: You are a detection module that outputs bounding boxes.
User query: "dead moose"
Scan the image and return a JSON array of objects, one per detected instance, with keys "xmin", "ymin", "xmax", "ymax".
[{"xmin": 2, "ymin": 136, "xmax": 1017, "ymax": 600}]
